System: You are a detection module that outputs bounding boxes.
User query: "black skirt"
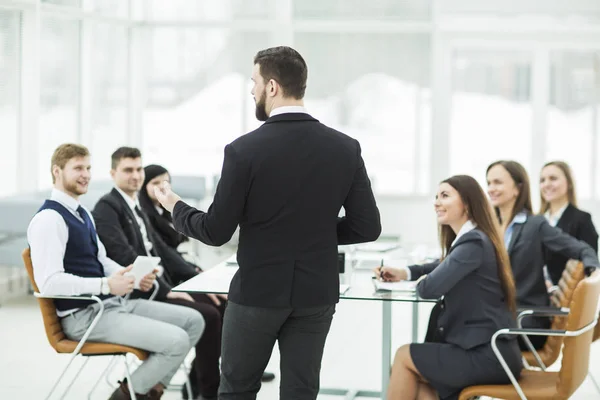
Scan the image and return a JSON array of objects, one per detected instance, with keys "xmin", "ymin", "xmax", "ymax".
[{"xmin": 410, "ymin": 338, "xmax": 522, "ymax": 400}]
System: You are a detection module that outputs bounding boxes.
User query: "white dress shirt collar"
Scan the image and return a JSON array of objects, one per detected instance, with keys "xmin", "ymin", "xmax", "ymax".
[
  {"xmin": 51, "ymin": 188, "xmax": 82, "ymax": 212},
  {"xmin": 269, "ymin": 105, "xmax": 308, "ymax": 117},
  {"xmin": 451, "ymin": 220, "xmax": 477, "ymax": 247},
  {"xmin": 544, "ymin": 203, "xmax": 569, "ymax": 227},
  {"xmin": 115, "ymin": 187, "xmax": 140, "ymax": 211}
]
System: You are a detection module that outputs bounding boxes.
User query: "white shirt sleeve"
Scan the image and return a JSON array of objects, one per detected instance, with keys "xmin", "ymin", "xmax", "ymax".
[
  {"xmin": 27, "ymin": 210, "xmax": 102, "ymax": 296},
  {"xmin": 402, "ymin": 266, "xmax": 412, "ymax": 281}
]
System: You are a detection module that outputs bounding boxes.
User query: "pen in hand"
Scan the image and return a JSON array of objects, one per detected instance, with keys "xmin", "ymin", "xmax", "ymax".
[{"xmin": 380, "ymin": 259, "xmax": 384, "ymax": 281}]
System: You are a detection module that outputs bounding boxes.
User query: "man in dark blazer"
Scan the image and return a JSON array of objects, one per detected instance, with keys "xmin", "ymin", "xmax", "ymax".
[
  {"xmin": 92, "ymin": 147, "xmax": 232, "ymax": 400},
  {"xmin": 154, "ymin": 46, "xmax": 382, "ymax": 399}
]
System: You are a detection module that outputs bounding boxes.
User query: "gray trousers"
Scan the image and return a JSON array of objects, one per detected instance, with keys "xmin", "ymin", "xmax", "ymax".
[
  {"xmin": 61, "ymin": 297, "xmax": 205, "ymax": 394},
  {"xmin": 219, "ymin": 301, "xmax": 336, "ymax": 400}
]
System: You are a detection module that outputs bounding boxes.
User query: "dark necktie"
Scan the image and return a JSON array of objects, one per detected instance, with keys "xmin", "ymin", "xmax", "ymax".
[
  {"xmin": 134, "ymin": 206, "xmax": 149, "ymax": 228},
  {"xmin": 135, "ymin": 206, "xmax": 155, "ymax": 256},
  {"xmin": 77, "ymin": 205, "xmax": 99, "ymax": 248}
]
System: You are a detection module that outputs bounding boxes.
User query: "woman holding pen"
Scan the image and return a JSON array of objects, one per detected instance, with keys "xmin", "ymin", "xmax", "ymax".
[{"xmin": 375, "ymin": 175, "xmax": 521, "ymax": 400}]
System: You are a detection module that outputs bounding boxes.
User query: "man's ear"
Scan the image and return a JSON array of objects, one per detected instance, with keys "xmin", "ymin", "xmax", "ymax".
[
  {"xmin": 110, "ymin": 169, "xmax": 116, "ymax": 179},
  {"xmin": 51, "ymin": 165, "xmax": 60, "ymax": 181},
  {"xmin": 268, "ymin": 79, "xmax": 278, "ymax": 97}
]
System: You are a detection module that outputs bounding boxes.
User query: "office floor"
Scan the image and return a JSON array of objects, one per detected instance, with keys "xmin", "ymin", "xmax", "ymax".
[{"xmin": 0, "ymin": 295, "xmax": 599, "ymax": 399}]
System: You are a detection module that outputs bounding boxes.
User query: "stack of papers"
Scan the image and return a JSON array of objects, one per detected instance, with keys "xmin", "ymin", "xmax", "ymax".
[{"xmin": 374, "ymin": 280, "xmax": 416, "ymax": 292}]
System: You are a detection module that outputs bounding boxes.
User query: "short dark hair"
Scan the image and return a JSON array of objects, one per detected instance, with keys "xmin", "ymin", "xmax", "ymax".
[
  {"xmin": 254, "ymin": 46, "xmax": 307, "ymax": 99},
  {"xmin": 111, "ymin": 146, "xmax": 142, "ymax": 169}
]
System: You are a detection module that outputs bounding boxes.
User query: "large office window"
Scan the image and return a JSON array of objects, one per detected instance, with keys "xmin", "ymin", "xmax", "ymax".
[
  {"xmin": 547, "ymin": 51, "xmax": 599, "ymax": 200},
  {"xmin": 90, "ymin": 23, "xmax": 128, "ymax": 176},
  {"xmin": 145, "ymin": 0, "xmax": 274, "ymax": 21},
  {"xmin": 91, "ymin": 0, "xmax": 129, "ymax": 18},
  {"xmin": 142, "ymin": 28, "xmax": 270, "ymax": 179},
  {"xmin": 39, "ymin": 17, "xmax": 80, "ymax": 189},
  {"xmin": 295, "ymin": 32, "xmax": 432, "ymax": 195},
  {"xmin": 0, "ymin": 10, "xmax": 20, "ymax": 198},
  {"xmin": 292, "ymin": 0, "xmax": 431, "ymax": 20},
  {"xmin": 450, "ymin": 50, "xmax": 533, "ymax": 188},
  {"xmin": 41, "ymin": 0, "xmax": 81, "ymax": 7}
]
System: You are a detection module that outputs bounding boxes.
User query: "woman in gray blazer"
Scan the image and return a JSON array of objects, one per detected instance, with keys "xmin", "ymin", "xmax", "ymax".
[
  {"xmin": 486, "ymin": 160, "xmax": 599, "ymax": 349},
  {"xmin": 377, "ymin": 175, "xmax": 521, "ymax": 400}
]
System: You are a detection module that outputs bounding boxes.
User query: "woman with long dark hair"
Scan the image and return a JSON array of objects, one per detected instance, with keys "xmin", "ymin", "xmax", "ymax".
[
  {"xmin": 486, "ymin": 160, "xmax": 599, "ymax": 349},
  {"xmin": 139, "ymin": 164, "xmax": 189, "ymax": 250},
  {"xmin": 379, "ymin": 175, "xmax": 521, "ymax": 400}
]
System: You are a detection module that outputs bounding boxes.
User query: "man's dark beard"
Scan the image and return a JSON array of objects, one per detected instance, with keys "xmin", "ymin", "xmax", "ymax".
[{"xmin": 255, "ymin": 91, "xmax": 269, "ymax": 121}]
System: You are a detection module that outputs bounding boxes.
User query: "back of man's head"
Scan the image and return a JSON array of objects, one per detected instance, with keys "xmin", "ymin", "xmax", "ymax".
[
  {"xmin": 51, "ymin": 143, "xmax": 90, "ymax": 183},
  {"xmin": 111, "ymin": 146, "xmax": 142, "ymax": 170},
  {"xmin": 253, "ymin": 46, "xmax": 308, "ymax": 100}
]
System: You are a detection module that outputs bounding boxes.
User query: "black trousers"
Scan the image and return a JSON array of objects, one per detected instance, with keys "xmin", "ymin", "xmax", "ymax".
[
  {"xmin": 162, "ymin": 293, "xmax": 226, "ymax": 398},
  {"xmin": 219, "ymin": 301, "xmax": 336, "ymax": 400}
]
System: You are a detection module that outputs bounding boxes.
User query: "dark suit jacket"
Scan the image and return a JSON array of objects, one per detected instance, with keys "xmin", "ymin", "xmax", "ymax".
[
  {"xmin": 411, "ymin": 215, "xmax": 600, "ymax": 333},
  {"xmin": 408, "ymin": 229, "xmax": 515, "ymax": 349},
  {"xmin": 508, "ymin": 214, "xmax": 599, "ymax": 313},
  {"xmin": 172, "ymin": 112, "xmax": 381, "ymax": 308},
  {"xmin": 544, "ymin": 204, "xmax": 598, "ymax": 284},
  {"xmin": 92, "ymin": 188, "xmax": 198, "ymax": 299}
]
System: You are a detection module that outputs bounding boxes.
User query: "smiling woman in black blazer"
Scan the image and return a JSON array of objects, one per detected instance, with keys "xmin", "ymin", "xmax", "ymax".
[
  {"xmin": 376, "ymin": 175, "xmax": 521, "ymax": 400},
  {"xmin": 539, "ymin": 161, "xmax": 599, "ymax": 284}
]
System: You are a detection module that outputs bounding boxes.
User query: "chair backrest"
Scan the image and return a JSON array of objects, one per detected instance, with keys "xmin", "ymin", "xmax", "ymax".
[
  {"xmin": 22, "ymin": 248, "xmax": 67, "ymax": 352},
  {"xmin": 551, "ymin": 260, "xmax": 585, "ymax": 308},
  {"xmin": 533, "ymin": 260, "xmax": 585, "ymax": 365},
  {"xmin": 556, "ymin": 270, "xmax": 600, "ymax": 398}
]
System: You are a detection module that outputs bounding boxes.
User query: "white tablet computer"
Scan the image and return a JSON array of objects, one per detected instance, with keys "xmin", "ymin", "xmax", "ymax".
[{"xmin": 127, "ymin": 256, "xmax": 161, "ymax": 289}]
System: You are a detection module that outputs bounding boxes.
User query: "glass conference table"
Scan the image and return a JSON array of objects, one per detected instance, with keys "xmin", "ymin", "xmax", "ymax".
[{"xmin": 173, "ymin": 263, "xmax": 437, "ymax": 400}]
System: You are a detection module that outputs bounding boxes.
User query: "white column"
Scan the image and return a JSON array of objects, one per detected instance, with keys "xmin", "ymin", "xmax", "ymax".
[
  {"xmin": 530, "ymin": 47, "xmax": 549, "ymax": 207},
  {"xmin": 78, "ymin": 0, "xmax": 93, "ymax": 147},
  {"xmin": 429, "ymin": 35, "xmax": 452, "ymax": 191},
  {"xmin": 127, "ymin": 20, "xmax": 145, "ymax": 147},
  {"xmin": 18, "ymin": 1, "xmax": 41, "ymax": 192}
]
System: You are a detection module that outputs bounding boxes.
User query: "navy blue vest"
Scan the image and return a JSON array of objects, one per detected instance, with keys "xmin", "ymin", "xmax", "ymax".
[{"xmin": 37, "ymin": 200, "xmax": 112, "ymax": 311}]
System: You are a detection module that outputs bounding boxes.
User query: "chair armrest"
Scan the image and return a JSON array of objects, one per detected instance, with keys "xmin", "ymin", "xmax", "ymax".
[
  {"xmin": 34, "ymin": 292, "xmax": 103, "ymax": 304},
  {"xmin": 517, "ymin": 306, "xmax": 569, "ymax": 319},
  {"xmin": 148, "ymin": 280, "xmax": 159, "ymax": 301},
  {"xmin": 505, "ymin": 328, "xmax": 567, "ymax": 336},
  {"xmin": 34, "ymin": 292, "xmax": 105, "ymax": 356}
]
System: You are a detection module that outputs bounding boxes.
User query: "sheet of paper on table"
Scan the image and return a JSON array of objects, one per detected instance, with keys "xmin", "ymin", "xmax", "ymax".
[{"xmin": 374, "ymin": 280, "xmax": 416, "ymax": 292}]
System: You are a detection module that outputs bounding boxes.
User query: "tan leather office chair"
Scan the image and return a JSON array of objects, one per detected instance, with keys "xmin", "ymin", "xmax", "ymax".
[
  {"xmin": 588, "ymin": 309, "xmax": 600, "ymax": 393},
  {"xmin": 23, "ymin": 248, "xmax": 147, "ymax": 400},
  {"xmin": 458, "ymin": 270, "xmax": 600, "ymax": 400},
  {"xmin": 521, "ymin": 260, "xmax": 585, "ymax": 369}
]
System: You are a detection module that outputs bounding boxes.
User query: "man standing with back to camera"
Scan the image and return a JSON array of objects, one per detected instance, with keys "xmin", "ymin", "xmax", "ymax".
[{"xmin": 154, "ymin": 46, "xmax": 381, "ymax": 399}]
